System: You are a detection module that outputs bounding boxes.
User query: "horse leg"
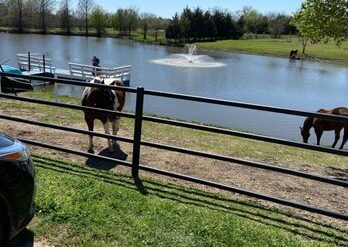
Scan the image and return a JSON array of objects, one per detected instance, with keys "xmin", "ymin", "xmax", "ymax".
[
  {"xmin": 86, "ymin": 117, "xmax": 94, "ymax": 153},
  {"xmin": 103, "ymin": 121, "xmax": 112, "ymax": 152},
  {"xmin": 315, "ymin": 129, "xmax": 323, "ymax": 146},
  {"xmin": 339, "ymin": 128, "xmax": 348, "ymax": 149},
  {"xmin": 331, "ymin": 129, "xmax": 341, "ymax": 148},
  {"xmin": 111, "ymin": 118, "xmax": 121, "ymax": 150}
]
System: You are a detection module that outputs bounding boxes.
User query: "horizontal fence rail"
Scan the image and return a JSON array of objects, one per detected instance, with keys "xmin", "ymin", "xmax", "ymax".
[
  {"xmin": 144, "ymin": 89, "xmax": 348, "ymax": 123},
  {"xmin": 143, "ymin": 116, "xmax": 348, "ymax": 157},
  {"xmin": 0, "ymin": 93, "xmax": 135, "ymax": 119},
  {"xmin": 0, "ymin": 113, "xmax": 134, "ymax": 144},
  {"xmin": 0, "ymin": 72, "xmax": 347, "ymax": 221},
  {"xmin": 16, "ymin": 138, "xmax": 348, "ymax": 221},
  {"xmin": 139, "ymin": 165, "xmax": 348, "ymax": 221},
  {"xmin": 2, "ymin": 72, "xmax": 348, "ymax": 121},
  {"xmin": 141, "ymin": 140, "xmax": 348, "ymax": 187},
  {"xmin": 1, "ymin": 111, "xmax": 345, "ymax": 187},
  {"xmin": 0, "ymin": 72, "xmax": 137, "ymax": 93}
]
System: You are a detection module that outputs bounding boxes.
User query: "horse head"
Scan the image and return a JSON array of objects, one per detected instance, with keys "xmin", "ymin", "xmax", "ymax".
[{"xmin": 299, "ymin": 126, "xmax": 310, "ymax": 143}]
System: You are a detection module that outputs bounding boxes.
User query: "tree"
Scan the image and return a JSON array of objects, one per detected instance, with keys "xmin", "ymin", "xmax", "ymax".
[
  {"xmin": 153, "ymin": 17, "xmax": 167, "ymax": 42},
  {"xmin": 38, "ymin": 0, "xmax": 55, "ymax": 33},
  {"xmin": 4, "ymin": 0, "xmax": 25, "ymax": 31},
  {"xmin": 267, "ymin": 13, "xmax": 287, "ymax": 38},
  {"xmin": 126, "ymin": 7, "xmax": 138, "ymax": 36},
  {"xmin": 291, "ymin": 0, "xmax": 348, "ymax": 54},
  {"xmin": 77, "ymin": 0, "xmax": 94, "ymax": 36},
  {"xmin": 180, "ymin": 6, "xmax": 192, "ymax": 41},
  {"xmin": 14, "ymin": 0, "xmax": 24, "ymax": 31},
  {"xmin": 203, "ymin": 10, "xmax": 216, "ymax": 41},
  {"xmin": 58, "ymin": 0, "xmax": 71, "ymax": 33},
  {"xmin": 140, "ymin": 12, "xmax": 155, "ymax": 39},
  {"xmin": 239, "ymin": 6, "xmax": 264, "ymax": 36},
  {"xmin": 0, "ymin": 1, "xmax": 8, "ymax": 27},
  {"xmin": 165, "ymin": 13, "xmax": 181, "ymax": 42},
  {"xmin": 90, "ymin": 5, "xmax": 108, "ymax": 36},
  {"xmin": 111, "ymin": 8, "xmax": 138, "ymax": 36}
]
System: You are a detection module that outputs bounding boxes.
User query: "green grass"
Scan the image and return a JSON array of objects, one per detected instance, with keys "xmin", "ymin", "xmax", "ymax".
[
  {"xmin": 131, "ymin": 30, "xmax": 167, "ymax": 45},
  {"xmin": 196, "ymin": 37, "xmax": 348, "ymax": 65},
  {"xmin": 30, "ymin": 155, "xmax": 348, "ymax": 246}
]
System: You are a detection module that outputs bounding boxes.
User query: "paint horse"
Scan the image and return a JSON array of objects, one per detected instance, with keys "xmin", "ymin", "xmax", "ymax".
[
  {"xmin": 300, "ymin": 107, "xmax": 348, "ymax": 149},
  {"xmin": 82, "ymin": 77, "xmax": 126, "ymax": 153}
]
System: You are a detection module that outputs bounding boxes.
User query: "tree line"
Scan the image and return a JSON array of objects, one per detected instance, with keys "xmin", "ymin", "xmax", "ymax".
[
  {"xmin": 0, "ymin": 1, "xmax": 296, "ymax": 40},
  {"xmin": 166, "ymin": 6, "xmax": 297, "ymax": 43},
  {"xmin": 0, "ymin": 0, "xmax": 168, "ymax": 38},
  {"xmin": 1, "ymin": 0, "xmax": 346, "ymax": 52}
]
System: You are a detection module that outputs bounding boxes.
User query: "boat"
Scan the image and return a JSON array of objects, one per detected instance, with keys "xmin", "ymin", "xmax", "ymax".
[{"xmin": 0, "ymin": 65, "xmax": 34, "ymax": 93}]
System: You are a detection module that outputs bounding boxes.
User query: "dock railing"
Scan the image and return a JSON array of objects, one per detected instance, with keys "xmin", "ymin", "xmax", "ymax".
[
  {"xmin": 16, "ymin": 53, "xmax": 55, "ymax": 74},
  {"xmin": 68, "ymin": 63, "xmax": 131, "ymax": 82},
  {"xmin": 0, "ymin": 72, "xmax": 347, "ymax": 222}
]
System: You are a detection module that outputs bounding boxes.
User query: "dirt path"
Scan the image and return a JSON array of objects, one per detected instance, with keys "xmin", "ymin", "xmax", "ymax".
[{"xmin": 0, "ymin": 116, "xmax": 347, "ymax": 229}]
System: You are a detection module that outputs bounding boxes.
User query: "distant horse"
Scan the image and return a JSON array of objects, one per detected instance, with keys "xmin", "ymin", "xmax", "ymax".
[
  {"xmin": 300, "ymin": 107, "xmax": 348, "ymax": 149},
  {"xmin": 82, "ymin": 77, "xmax": 126, "ymax": 153}
]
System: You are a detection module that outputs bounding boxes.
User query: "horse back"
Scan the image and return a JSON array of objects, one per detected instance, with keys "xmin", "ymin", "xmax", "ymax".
[{"xmin": 334, "ymin": 107, "xmax": 348, "ymax": 116}]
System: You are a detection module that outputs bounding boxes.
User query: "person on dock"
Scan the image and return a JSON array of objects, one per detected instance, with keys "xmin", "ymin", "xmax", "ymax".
[{"xmin": 92, "ymin": 56, "xmax": 101, "ymax": 76}]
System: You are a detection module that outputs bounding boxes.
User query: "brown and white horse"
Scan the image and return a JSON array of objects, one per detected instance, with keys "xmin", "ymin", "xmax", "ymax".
[
  {"xmin": 82, "ymin": 77, "xmax": 126, "ymax": 153},
  {"xmin": 300, "ymin": 107, "xmax": 348, "ymax": 149}
]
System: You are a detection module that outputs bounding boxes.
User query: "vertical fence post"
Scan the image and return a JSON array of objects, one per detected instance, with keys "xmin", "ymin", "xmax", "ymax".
[
  {"xmin": 132, "ymin": 86, "xmax": 144, "ymax": 177},
  {"xmin": 43, "ymin": 54, "xmax": 46, "ymax": 74},
  {"xmin": 28, "ymin": 52, "xmax": 31, "ymax": 71}
]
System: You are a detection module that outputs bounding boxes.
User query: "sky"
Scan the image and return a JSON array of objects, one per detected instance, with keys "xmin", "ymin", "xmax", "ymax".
[{"xmin": 80, "ymin": 0, "xmax": 304, "ymax": 18}]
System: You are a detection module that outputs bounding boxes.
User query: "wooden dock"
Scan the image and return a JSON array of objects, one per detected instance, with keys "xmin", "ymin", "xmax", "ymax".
[{"xmin": 16, "ymin": 53, "xmax": 131, "ymax": 86}]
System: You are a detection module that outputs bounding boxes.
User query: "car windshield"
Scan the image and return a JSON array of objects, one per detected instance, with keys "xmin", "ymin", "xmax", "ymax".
[{"xmin": 0, "ymin": 134, "xmax": 14, "ymax": 148}]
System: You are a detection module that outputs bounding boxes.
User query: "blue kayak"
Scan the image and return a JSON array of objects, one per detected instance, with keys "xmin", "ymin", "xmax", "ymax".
[
  {"xmin": 0, "ymin": 65, "xmax": 23, "ymax": 75},
  {"xmin": 0, "ymin": 65, "xmax": 33, "ymax": 93}
]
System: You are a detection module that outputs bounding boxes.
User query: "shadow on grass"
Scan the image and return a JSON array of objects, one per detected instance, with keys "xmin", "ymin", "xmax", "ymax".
[
  {"xmin": 32, "ymin": 155, "xmax": 348, "ymax": 246},
  {"xmin": 85, "ymin": 146, "xmax": 128, "ymax": 170},
  {"xmin": 328, "ymin": 167, "xmax": 348, "ymax": 182},
  {"xmin": 5, "ymin": 229, "xmax": 34, "ymax": 247}
]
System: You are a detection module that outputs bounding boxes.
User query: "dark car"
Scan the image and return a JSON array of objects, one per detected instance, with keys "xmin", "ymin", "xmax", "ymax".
[{"xmin": 0, "ymin": 133, "xmax": 35, "ymax": 245}]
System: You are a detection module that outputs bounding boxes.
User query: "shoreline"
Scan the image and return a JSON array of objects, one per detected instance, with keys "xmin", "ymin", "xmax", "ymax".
[{"xmin": 1, "ymin": 28, "xmax": 347, "ymax": 66}]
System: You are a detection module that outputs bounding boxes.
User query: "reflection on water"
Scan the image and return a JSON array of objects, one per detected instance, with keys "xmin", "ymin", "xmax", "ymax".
[{"xmin": 1, "ymin": 33, "xmax": 348, "ymax": 146}]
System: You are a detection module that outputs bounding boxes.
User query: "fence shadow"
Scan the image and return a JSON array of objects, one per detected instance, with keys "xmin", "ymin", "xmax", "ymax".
[
  {"xmin": 5, "ymin": 229, "xmax": 34, "ymax": 247},
  {"xmin": 85, "ymin": 146, "xmax": 128, "ymax": 170},
  {"xmin": 33, "ymin": 155, "xmax": 348, "ymax": 246}
]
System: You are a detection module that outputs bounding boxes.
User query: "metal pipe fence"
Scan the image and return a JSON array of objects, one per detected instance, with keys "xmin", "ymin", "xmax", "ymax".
[{"xmin": 0, "ymin": 72, "xmax": 347, "ymax": 221}]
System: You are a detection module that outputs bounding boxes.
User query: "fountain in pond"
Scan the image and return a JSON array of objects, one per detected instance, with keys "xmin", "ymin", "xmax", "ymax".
[{"xmin": 152, "ymin": 44, "xmax": 225, "ymax": 68}]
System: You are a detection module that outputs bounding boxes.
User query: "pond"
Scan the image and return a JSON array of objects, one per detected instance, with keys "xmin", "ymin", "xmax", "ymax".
[{"xmin": 1, "ymin": 33, "xmax": 348, "ymax": 146}]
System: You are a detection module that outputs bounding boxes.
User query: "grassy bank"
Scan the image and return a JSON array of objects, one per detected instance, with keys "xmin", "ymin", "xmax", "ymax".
[
  {"xmin": 196, "ymin": 37, "xmax": 348, "ymax": 65},
  {"xmin": 29, "ymin": 155, "xmax": 347, "ymax": 246}
]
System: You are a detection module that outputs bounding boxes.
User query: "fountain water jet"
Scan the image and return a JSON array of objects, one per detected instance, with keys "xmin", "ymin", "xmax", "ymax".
[{"xmin": 152, "ymin": 44, "xmax": 225, "ymax": 68}]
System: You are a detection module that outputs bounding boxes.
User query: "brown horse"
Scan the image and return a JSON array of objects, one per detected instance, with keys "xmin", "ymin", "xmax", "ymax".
[
  {"xmin": 300, "ymin": 107, "xmax": 348, "ymax": 149},
  {"xmin": 81, "ymin": 77, "xmax": 126, "ymax": 153}
]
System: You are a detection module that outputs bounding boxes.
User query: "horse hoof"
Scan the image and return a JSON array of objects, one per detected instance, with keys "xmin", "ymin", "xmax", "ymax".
[{"xmin": 88, "ymin": 149, "xmax": 94, "ymax": 154}]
